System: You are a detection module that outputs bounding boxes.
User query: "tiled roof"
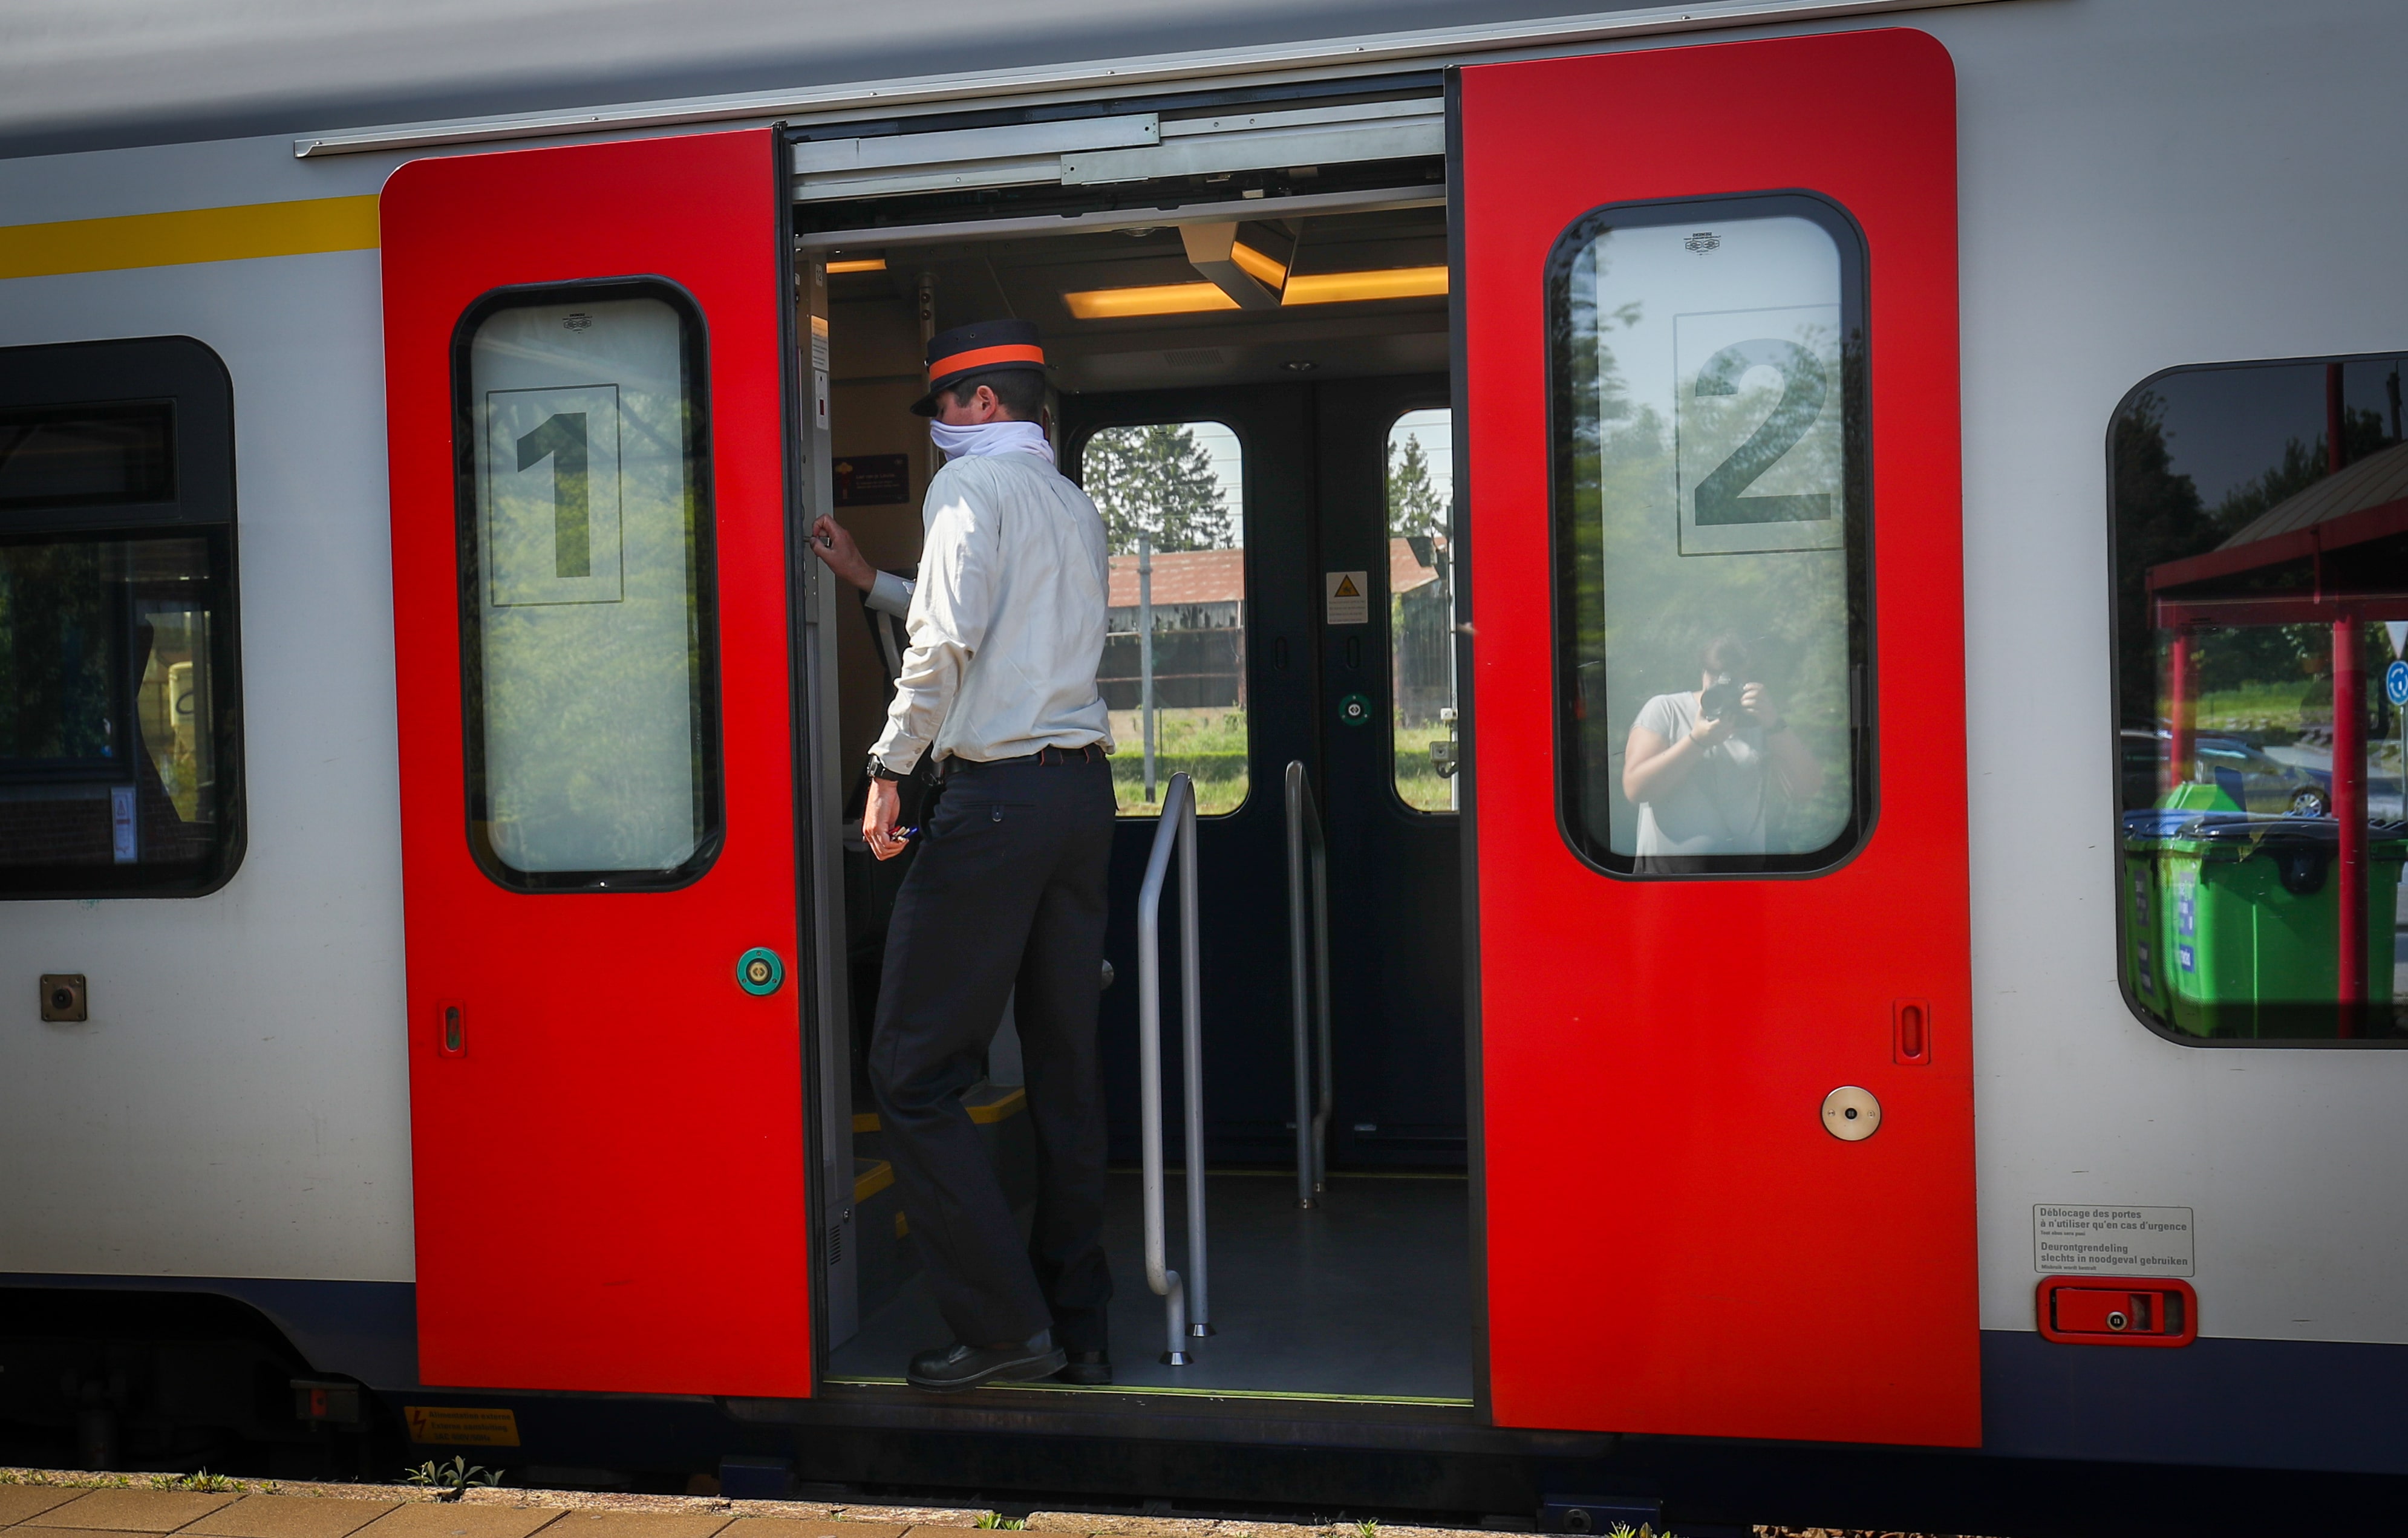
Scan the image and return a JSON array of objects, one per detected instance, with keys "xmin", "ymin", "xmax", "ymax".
[{"xmin": 1109, "ymin": 547, "xmax": 1244, "ymax": 607}]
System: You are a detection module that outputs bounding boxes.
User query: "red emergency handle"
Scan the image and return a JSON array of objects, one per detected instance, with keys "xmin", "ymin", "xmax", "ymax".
[{"xmin": 2037, "ymin": 1276, "xmax": 2197, "ymax": 1347}]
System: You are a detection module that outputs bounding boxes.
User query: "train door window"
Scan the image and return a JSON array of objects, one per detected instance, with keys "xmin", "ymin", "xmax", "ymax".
[
  {"xmin": 1387, "ymin": 407, "xmax": 1457, "ymax": 811},
  {"xmin": 0, "ymin": 338, "xmax": 242, "ymax": 897},
  {"xmin": 454, "ymin": 284, "xmax": 722, "ymax": 890},
  {"xmin": 2109, "ymin": 351, "xmax": 2408, "ymax": 1041},
  {"xmin": 1077, "ymin": 419, "xmax": 1248, "ymax": 816},
  {"xmin": 1551, "ymin": 195, "xmax": 1873, "ymax": 876}
]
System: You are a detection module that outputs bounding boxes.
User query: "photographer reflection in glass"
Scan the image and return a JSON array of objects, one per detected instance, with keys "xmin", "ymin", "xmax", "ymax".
[{"xmin": 1621, "ymin": 634, "xmax": 1824, "ymax": 868}]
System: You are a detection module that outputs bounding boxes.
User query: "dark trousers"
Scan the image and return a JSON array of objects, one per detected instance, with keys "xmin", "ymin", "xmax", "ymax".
[{"xmin": 869, "ymin": 753, "xmax": 1117, "ymax": 1350}]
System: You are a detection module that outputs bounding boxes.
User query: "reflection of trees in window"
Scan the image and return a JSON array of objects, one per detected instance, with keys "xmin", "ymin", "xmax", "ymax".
[
  {"xmin": 1084, "ymin": 423, "xmax": 1230, "ymax": 553},
  {"xmin": 1567, "ymin": 238, "xmax": 1852, "ymax": 852},
  {"xmin": 0, "ymin": 543, "xmax": 118, "ymax": 763},
  {"xmin": 476, "ymin": 377, "xmax": 708, "ymax": 873},
  {"xmin": 2114, "ymin": 383, "xmax": 2403, "ymax": 749}
]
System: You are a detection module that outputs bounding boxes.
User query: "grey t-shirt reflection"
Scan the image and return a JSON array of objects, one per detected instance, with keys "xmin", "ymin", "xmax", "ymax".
[{"xmin": 1630, "ymin": 689, "xmax": 1767, "ymax": 858}]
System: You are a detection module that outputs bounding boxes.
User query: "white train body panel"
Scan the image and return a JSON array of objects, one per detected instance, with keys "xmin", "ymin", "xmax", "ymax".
[{"xmin": 1, "ymin": 0, "xmax": 2404, "ymax": 1481}]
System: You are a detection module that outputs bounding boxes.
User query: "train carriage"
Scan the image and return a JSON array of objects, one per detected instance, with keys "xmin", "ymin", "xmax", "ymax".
[{"xmin": 2, "ymin": 0, "xmax": 2406, "ymax": 1530}]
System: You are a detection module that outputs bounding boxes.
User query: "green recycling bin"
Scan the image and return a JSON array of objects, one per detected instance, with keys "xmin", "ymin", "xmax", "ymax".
[{"xmin": 2123, "ymin": 808, "xmax": 2406, "ymax": 1039}]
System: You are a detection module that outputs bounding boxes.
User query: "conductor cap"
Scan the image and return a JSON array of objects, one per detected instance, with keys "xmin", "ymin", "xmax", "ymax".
[{"xmin": 911, "ymin": 318, "xmax": 1048, "ymax": 416}]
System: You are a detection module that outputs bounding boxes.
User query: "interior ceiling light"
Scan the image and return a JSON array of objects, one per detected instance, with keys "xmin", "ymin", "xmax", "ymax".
[
  {"xmin": 1063, "ymin": 265, "xmax": 1448, "ymax": 319},
  {"xmin": 1063, "ymin": 282, "xmax": 1240, "ymax": 320},
  {"xmin": 1230, "ymin": 242, "xmax": 1288, "ymax": 288},
  {"xmin": 1180, "ymin": 222, "xmax": 1284, "ymax": 310},
  {"xmin": 1281, "ymin": 266, "xmax": 1449, "ymax": 305},
  {"xmin": 825, "ymin": 256, "xmax": 887, "ymax": 274}
]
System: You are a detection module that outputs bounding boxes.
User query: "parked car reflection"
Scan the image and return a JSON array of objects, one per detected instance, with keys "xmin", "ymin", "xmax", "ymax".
[{"xmin": 2120, "ymin": 728, "xmax": 2331, "ymax": 815}]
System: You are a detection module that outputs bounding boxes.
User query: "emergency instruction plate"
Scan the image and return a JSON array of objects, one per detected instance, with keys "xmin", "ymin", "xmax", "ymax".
[{"xmin": 2034, "ymin": 1204, "xmax": 2194, "ymax": 1276}]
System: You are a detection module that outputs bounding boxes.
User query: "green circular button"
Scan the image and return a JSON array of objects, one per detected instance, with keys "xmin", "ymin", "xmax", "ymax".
[
  {"xmin": 1338, "ymin": 691, "xmax": 1373, "ymax": 727},
  {"xmin": 736, "ymin": 947, "xmax": 785, "ymax": 997}
]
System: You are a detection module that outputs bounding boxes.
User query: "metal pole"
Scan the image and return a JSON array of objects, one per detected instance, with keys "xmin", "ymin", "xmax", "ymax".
[
  {"xmin": 2337, "ymin": 622, "xmax": 2367, "ymax": 1039},
  {"xmin": 917, "ymin": 270, "xmax": 939, "ymax": 484},
  {"xmin": 1178, "ymin": 784, "xmax": 1210, "ymax": 1335},
  {"xmin": 1285, "ymin": 761, "xmax": 1334, "ymax": 1204},
  {"xmin": 2167, "ymin": 628, "xmax": 2194, "ymax": 795},
  {"xmin": 1310, "ymin": 806, "xmax": 1332, "ymax": 1195},
  {"xmin": 1286, "ymin": 763, "xmax": 1315, "ymax": 1209},
  {"xmin": 1440, "ymin": 541, "xmax": 1459, "ymax": 812},
  {"xmin": 1140, "ymin": 533, "xmax": 1157, "ymax": 804},
  {"xmin": 1137, "ymin": 774, "xmax": 1193, "ymax": 1363}
]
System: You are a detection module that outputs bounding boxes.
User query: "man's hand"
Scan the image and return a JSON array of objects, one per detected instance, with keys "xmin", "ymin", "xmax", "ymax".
[
  {"xmin": 1741, "ymin": 682, "xmax": 1784, "ymax": 733},
  {"xmin": 1689, "ymin": 710, "xmax": 1736, "ymax": 749},
  {"xmin": 811, "ymin": 515, "xmax": 876, "ymax": 593},
  {"xmin": 863, "ymin": 776, "xmax": 907, "ymax": 861}
]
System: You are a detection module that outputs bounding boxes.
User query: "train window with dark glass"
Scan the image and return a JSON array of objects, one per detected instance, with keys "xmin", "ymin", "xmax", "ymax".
[
  {"xmin": 1550, "ymin": 195, "xmax": 1873, "ymax": 877},
  {"xmin": 1075, "ymin": 420, "xmax": 1248, "ymax": 818},
  {"xmin": 0, "ymin": 337, "xmax": 243, "ymax": 897},
  {"xmin": 455, "ymin": 283, "xmax": 723, "ymax": 891},
  {"xmin": 2109, "ymin": 351, "xmax": 2408, "ymax": 1043}
]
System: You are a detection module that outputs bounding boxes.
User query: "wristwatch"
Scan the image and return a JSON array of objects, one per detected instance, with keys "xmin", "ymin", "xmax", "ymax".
[{"xmin": 867, "ymin": 752, "xmax": 907, "ymax": 782}]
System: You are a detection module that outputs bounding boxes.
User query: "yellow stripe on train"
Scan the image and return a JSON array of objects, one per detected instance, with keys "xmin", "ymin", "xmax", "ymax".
[{"xmin": 0, "ymin": 194, "xmax": 380, "ymax": 280}]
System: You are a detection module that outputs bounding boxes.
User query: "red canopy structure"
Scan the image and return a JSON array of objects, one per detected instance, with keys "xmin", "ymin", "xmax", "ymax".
[{"xmin": 2146, "ymin": 399, "xmax": 2408, "ymax": 1035}]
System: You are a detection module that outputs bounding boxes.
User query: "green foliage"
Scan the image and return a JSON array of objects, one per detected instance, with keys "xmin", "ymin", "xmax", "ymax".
[
  {"xmin": 1561, "ymin": 239, "xmax": 1854, "ymax": 855},
  {"xmin": 971, "ymin": 1515, "xmax": 1025, "ymax": 1530},
  {"xmin": 1354, "ymin": 1522, "xmax": 1380, "ymax": 1538},
  {"xmin": 148, "ymin": 1471, "xmax": 243, "ymax": 1491},
  {"xmin": 403, "ymin": 1456, "xmax": 503, "ymax": 1492},
  {"xmin": 1386, "ymin": 434, "xmax": 1446, "ymax": 543},
  {"xmin": 1083, "ymin": 423, "xmax": 1231, "ymax": 554}
]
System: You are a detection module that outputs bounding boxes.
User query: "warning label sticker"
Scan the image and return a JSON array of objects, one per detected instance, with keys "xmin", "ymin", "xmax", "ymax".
[
  {"xmin": 1325, "ymin": 570, "xmax": 1369, "ymax": 626},
  {"xmin": 2034, "ymin": 1204, "xmax": 2194, "ymax": 1276},
  {"xmin": 404, "ymin": 1405, "xmax": 521, "ymax": 1445}
]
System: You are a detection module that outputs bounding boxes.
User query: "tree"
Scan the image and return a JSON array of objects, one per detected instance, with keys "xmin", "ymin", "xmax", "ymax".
[
  {"xmin": 1386, "ymin": 432, "xmax": 1446, "ymax": 542},
  {"xmin": 1082, "ymin": 423, "xmax": 1230, "ymax": 553}
]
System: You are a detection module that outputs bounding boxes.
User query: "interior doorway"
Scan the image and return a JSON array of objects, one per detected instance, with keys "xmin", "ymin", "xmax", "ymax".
[{"xmin": 812, "ymin": 204, "xmax": 1472, "ymax": 1401}]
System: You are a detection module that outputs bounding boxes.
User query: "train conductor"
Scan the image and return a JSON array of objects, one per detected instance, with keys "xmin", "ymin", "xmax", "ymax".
[{"xmin": 809, "ymin": 318, "xmax": 1118, "ymax": 1392}]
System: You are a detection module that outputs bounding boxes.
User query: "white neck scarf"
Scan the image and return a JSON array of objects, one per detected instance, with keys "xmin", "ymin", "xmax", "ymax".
[{"xmin": 928, "ymin": 418, "xmax": 1054, "ymax": 463}]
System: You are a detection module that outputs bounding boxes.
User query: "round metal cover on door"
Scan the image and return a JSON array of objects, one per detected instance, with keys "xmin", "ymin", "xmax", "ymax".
[
  {"xmin": 736, "ymin": 947, "xmax": 785, "ymax": 997},
  {"xmin": 1821, "ymin": 1085, "xmax": 1881, "ymax": 1141}
]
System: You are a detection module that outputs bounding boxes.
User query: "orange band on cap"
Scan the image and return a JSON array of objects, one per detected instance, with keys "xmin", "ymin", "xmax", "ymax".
[{"xmin": 927, "ymin": 342, "xmax": 1045, "ymax": 380}]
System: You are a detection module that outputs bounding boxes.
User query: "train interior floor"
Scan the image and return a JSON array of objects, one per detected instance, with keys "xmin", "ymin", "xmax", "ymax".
[{"xmin": 827, "ymin": 1166, "xmax": 1473, "ymax": 1401}]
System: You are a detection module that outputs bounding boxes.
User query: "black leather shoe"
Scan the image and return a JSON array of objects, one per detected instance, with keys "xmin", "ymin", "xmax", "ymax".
[
  {"xmin": 905, "ymin": 1332, "xmax": 1067, "ymax": 1392},
  {"xmin": 1056, "ymin": 1350, "xmax": 1112, "ymax": 1386}
]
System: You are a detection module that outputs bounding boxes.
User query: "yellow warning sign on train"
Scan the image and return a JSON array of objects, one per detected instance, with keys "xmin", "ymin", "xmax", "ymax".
[
  {"xmin": 404, "ymin": 1404, "xmax": 521, "ymax": 1445},
  {"xmin": 1325, "ymin": 570, "xmax": 1369, "ymax": 625}
]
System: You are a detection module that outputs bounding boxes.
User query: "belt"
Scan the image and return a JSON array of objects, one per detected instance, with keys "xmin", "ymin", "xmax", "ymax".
[{"xmin": 945, "ymin": 744, "xmax": 1106, "ymax": 772}]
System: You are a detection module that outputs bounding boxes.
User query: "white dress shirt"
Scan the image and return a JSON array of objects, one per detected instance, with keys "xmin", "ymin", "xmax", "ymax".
[{"xmin": 869, "ymin": 452, "xmax": 1115, "ymax": 773}]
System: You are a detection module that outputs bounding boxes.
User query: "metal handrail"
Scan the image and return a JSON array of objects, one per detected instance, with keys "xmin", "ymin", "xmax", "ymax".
[
  {"xmin": 1137, "ymin": 772, "xmax": 1210, "ymax": 1363},
  {"xmin": 1284, "ymin": 761, "xmax": 1333, "ymax": 1211}
]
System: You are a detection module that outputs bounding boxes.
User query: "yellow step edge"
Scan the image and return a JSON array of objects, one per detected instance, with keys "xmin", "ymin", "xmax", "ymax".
[
  {"xmin": 852, "ymin": 1158, "xmax": 893, "ymax": 1204},
  {"xmin": 0, "ymin": 195, "xmax": 381, "ymax": 281},
  {"xmin": 853, "ymin": 1081, "xmax": 1028, "ymax": 1134}
]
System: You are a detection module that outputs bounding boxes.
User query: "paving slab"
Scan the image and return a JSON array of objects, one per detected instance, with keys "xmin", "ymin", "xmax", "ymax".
[
  {"xmin": 528, "ymin": 1515, "xmax": 731, "ymax": 1538},
  {"xmin": 23, "ymin": 1491, "xmax": 241, "ymax": 1532},
  {"xmin": 350, "ymin": 1506, "xmax": 563, "ymax": 1538},
  {"xmin": 0, "ymin": 1488, "xmax": 89, "ymax": 1527},
  {"xmin": 720, "ymin": 1523, "xmax": 905, "ymax": 1538},
  {"xmin": 180, "ymin": 1498, "xmax": 400, "ymax": 1538}
]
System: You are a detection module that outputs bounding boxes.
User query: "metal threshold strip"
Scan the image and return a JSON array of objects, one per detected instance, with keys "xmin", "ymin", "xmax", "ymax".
[
  {"xmin": 292, "ymin": 0, "xmax": 2003, "ymax": 158},
  {"xmin": 820, "ymin": 1377, "xmax": 1474, "ymax": 1409}
]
